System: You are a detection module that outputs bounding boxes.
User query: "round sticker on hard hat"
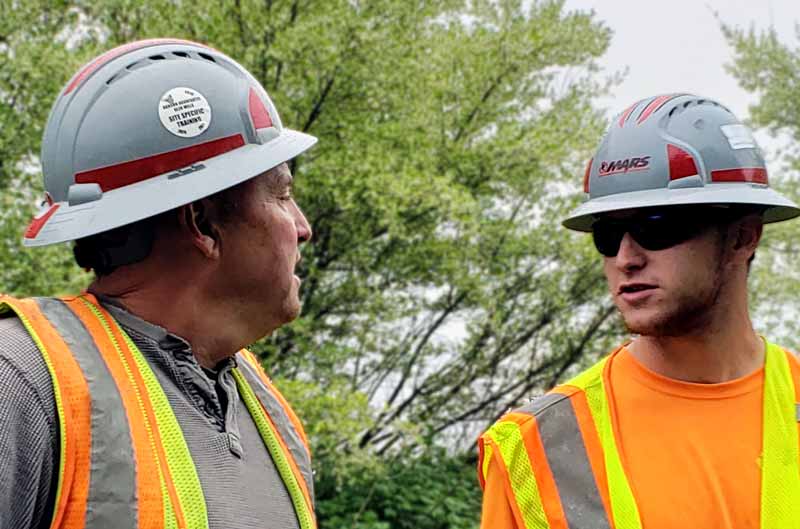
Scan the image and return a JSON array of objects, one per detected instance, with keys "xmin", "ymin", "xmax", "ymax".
[{"xmin": 158, "ymin": 87, "xmax": 212, "ymax": 138}]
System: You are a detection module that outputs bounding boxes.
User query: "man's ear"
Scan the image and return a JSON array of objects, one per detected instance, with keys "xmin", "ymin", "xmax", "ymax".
[
  {"xmin": 732, "ymin": 215, "xmax": 763, "ymax": 264},
  {"xmin": 178, "ymin": 199, "xmax": 221, "ymax": 259}
]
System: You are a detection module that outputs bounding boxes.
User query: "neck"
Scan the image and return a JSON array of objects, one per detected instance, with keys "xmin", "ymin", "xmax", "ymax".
[
  {"xmin": 628, "ymin": 285, "xmax": 763, "ymax": 384},
  {"xmin": 88, "ymin": 259, "xmax": 259, "ymax": 370}
]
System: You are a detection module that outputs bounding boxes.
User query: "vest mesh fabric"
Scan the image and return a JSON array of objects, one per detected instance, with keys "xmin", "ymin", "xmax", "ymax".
[
  {"xmin": 0, "ymin": 302, "xmax": 303, "ymax": 529},
  {"xmin": 119, "ymin": 317, "xmax": 301, "ymax": 529},
  {"xmin": 486, "ymin": 421, "xmax": 548, "ymax": 528},
  {"xmin": 759, "ymin": 342, "xmax": 800, "ymax": 528},
  {"xmin": 0, "ymin": 317, "xmax": 59, "ymax": 529}
]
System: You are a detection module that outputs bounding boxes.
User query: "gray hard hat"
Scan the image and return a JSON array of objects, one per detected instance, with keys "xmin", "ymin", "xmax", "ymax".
[
  {"xmin": 563, "ymin": 94, "xmax": 800, "ymax": 232},
  {"xmin": 25, "ymin": 38, "xmax": 317, "ymax": 246}
]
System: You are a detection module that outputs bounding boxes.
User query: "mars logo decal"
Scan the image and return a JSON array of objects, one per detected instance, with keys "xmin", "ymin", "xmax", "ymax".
[{"xmin": 598, "ymin": 156, "xmax": 651, "ymax": 176}]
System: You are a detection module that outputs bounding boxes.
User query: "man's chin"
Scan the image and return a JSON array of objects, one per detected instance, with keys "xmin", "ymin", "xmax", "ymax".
[
  {"xmin": 620, "ymin": 309, "xmax": 671, "ymax": 337},
  {"xmin": 623, "ymin": 313, "xmax": 701, "ymax": 338},
  {"xmin": 281, "ymin": 298, "xmax": 303, "ymax": 323}
]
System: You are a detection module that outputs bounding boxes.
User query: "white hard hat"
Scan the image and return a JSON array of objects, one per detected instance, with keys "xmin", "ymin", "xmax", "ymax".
[
  {"xmin": 25, "ymin": 38, "xmax": 317, "ymax": 246},
  {"xmin": 564, "ymin": 94, "xmax": 800, "ymax": 231}
]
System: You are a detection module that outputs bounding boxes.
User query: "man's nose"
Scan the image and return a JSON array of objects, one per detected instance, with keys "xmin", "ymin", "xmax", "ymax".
[
  {"xmin": 614, "ymin": 232, "xmax": 646, "ymax": 272},
  {"xmin": 294, "ymin": 202, "xmax": 312, "ymax": 244}
]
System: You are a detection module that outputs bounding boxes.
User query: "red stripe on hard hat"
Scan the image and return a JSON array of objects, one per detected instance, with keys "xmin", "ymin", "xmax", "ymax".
[
  {"xmin": 711, "ymin": 168, "xmax": 768, "ymax": 185},
  {"xmin": 637, "ymin": 95, "xmax": 674, "ymax": 124},
  {"xmin": 667, "ymin": 144, "xmax": 698, "ymax": 180},
  {"xmin": 24, "ymin": 204, "xmax": 60, "ymax": 239},
  {"xmin": 618, "ymin": 102, "xmax": 638, "ymax": 127},
  {"xmin": 248, "ymin": 88, "xmax": 273, "ymax": 129},
  {"xmin": 64, "ymin": 38, "xmax": 212, "ymax": 95},
  {"xmin": 583, "ymin": 158, "xmax": 593, "ymax": 193},
  {"xmin": 75, "ymin": 134, "xmax": 245, "ymax": 192}
]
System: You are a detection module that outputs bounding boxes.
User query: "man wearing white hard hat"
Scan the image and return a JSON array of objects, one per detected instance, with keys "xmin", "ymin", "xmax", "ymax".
[
  {"xmin": 0, "ymin": 39, "xmax": 317, "ymax": 529},
  {"xmin": 478, "ymin": 94, "xmax": 800, "ymax": 528}
]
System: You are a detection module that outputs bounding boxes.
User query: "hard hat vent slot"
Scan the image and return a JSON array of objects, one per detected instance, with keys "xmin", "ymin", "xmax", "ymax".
[
  {"xmin": 107, "ymin": 51, "xmax": 214, "ymax": 86},
  {"xmin": 106, "ymin": 72, "xmax": 123, "ymax": 85},
  {"xmin": 126, "ymin": 60, "xmax": 148, "ymax": 71}
]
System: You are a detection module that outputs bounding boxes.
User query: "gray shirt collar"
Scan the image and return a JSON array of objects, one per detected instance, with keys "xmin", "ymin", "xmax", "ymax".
[{"xmin": 96, "ymin": 294, "xmax": 237, "ymax": 433}]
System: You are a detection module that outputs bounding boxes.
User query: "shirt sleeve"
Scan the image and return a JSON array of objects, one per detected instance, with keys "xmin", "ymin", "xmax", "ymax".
[
  {"xmin": 0, "ymin": 322, "xmax": 59, "ymax": 529},
  {"xmin": 480, "ymin": 447, "xmax": 520, "ymax": 529}
]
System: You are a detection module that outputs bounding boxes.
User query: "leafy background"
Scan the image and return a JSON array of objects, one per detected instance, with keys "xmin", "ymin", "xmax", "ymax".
[{"xmin": 1, "ymin": 1, "xmax": 796, "ymax": 527}]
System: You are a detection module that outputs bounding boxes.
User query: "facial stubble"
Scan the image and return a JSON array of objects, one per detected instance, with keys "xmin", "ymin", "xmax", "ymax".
[{"xmin": 622, "ymin": 232, "xmax": 730, "ymax": 338}]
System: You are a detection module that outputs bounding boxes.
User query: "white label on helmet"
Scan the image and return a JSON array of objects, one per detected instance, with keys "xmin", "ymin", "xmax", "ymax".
[
  {"xmin": 720, "ymin": 124, "xmax": 756, "ymax": 150},
  {"xmin": 158, "ymin": 87, "xmax": 212, "ymax": 138}
]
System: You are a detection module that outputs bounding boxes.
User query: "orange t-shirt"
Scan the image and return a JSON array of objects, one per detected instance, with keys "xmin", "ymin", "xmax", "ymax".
[{"xmin": 480, "ymin": 346, "xmax": 800, "ymax": 529}]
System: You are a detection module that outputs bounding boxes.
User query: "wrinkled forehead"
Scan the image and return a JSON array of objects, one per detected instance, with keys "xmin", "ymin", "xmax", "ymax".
[{"xmin": 250, "ymin": 162, "xmax": 292, "ymax": 191}]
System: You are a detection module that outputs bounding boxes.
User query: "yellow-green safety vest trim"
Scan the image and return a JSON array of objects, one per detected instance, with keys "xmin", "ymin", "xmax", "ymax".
[
  {"xmin": 567, "ymin": 357, "xmax": 642, "ymax": 529},
  {"xmin": 484, "ymin": 421, "xmax": 549, "ymax": 529},
  {"xmin": 0, "ymin": 301, "xmax": 69, "ymax": 529},
  {"xmin": 564, "ymin": 341, "xmax": 800, "ymax": 529},
  {"xmin": 232, "ymin": 368, "xmax": 315, "ymax": 529},
  {"xmin": 81, "ymin": 297, "xmax": 208, "ymax": 529},
  {"xmin": 760, "ymin": 341, "xmax": 800, "ymax": 528},
  {"xmin": 481, "ymin": 441, "xmax": 494, "ymax": 485}
]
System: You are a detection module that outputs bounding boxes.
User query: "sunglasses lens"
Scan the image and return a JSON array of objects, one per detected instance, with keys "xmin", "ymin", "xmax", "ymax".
[
  {"xmin": 631, "ymin": 215, "xmax": 702, "ymax": 251},
  {"xmin": 592, "ymin": 222, "xmax": 625, "ymax": 257},
  {"xmin": 591, "ymin": 211, "xmax": 711, "ymax": 257}
]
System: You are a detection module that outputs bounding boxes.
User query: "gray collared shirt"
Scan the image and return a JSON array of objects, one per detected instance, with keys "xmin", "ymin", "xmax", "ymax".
[{"xmin": 0, "ymin": 297, "xmax": 304, "ymax": 529}]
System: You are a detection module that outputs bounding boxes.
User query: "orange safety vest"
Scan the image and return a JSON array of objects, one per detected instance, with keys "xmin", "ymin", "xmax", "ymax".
[
  {"xmin": 478, "ymin": 342, "xmax": 800, "ymax": 529},
  {"xmin": 0, "ymin": 294, "xmax": 317, "ymax": 529}
]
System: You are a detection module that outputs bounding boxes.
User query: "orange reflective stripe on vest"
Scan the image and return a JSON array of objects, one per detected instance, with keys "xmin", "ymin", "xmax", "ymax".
[
  {"xmin": 0, "ymin": 296, "xmax": 92, "ymax": 529},
  {"xmin": 1, "ymin": 294, "xmax": 316, "ymax": 529},
  {"xmin": 481, "ymin": 393, "xmax": 612, "ymax": 529},
  {"xmin": 517, "ymin": 392, "xmax": 612, "ymax": 529},
  {"xmin": 37, "ymin": 297, "xmax": 140, "ymax": 529},
  {"xmin": 65, "ymin": 295, "xmax": 186, "ymax": 529}
]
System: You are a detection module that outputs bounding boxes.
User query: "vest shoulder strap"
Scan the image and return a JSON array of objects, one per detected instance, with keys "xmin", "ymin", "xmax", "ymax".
[
  {"xmin": 234, "ymin": 350, "xmax": 317, "ymax": 529},
  {"xmin": 0, "ymin": 295, "xmax": 91, "ymax": 529},
  {"xmin": 238, "ymin": 349, "xmax": 312, "ymax": 451},
  {"xmin": 480, "ymin": 384, "xmax": 613, "ymax": 529}
]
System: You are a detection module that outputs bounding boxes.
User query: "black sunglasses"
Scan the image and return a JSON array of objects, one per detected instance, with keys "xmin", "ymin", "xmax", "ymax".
[{"xmin": 591, "ymin": 208, "xmax": 741, "ymax": 258}]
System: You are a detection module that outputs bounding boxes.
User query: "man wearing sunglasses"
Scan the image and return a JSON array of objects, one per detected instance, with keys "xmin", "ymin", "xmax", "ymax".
[{"xmin": 478, "ymin": 94, "xmax": 800, "ymax": 528}]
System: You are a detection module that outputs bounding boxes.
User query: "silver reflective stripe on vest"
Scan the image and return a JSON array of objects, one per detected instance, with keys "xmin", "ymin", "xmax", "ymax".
[
  {"xmin": 518, "ymin": 393, "xmax": 611, "ymax": 529},
  {"xmin": 236, "ymin": 356, "xmax": 314, "ymax": 503},
  {"xmin": 36, "ymin": 297, "xmax": 138, "ymax": 529}
]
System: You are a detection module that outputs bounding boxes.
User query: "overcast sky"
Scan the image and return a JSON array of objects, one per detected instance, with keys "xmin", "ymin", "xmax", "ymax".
[{"xmin": 564, "ymin": 0, "xmax": 800, "ymax": 159}]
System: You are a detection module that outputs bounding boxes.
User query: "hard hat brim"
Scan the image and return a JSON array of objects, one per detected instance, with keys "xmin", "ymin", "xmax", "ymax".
[
  {"xmin": 24, "ymin": 129, "xmax": 317, "ymax": 246},
  {"xmin": 563, "ymin": 183, "xmax": 800, "ymax": 232}
]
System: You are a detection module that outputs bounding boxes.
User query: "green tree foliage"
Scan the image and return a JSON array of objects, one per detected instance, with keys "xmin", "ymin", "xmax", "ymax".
[
  {"xmin": 317, "ymin": 449, "xmax": 480, "ymax": 529},
  {"xmin": 0, "ymin": 0, "xmax": 90, "ymax": 295},
  {"xmin": 724, "ymin": 24, "xmax": 800, "ymax": 350},
  {"xmin": 1, "ymin": 1, "xmax": 618, "ymax": 527}
]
